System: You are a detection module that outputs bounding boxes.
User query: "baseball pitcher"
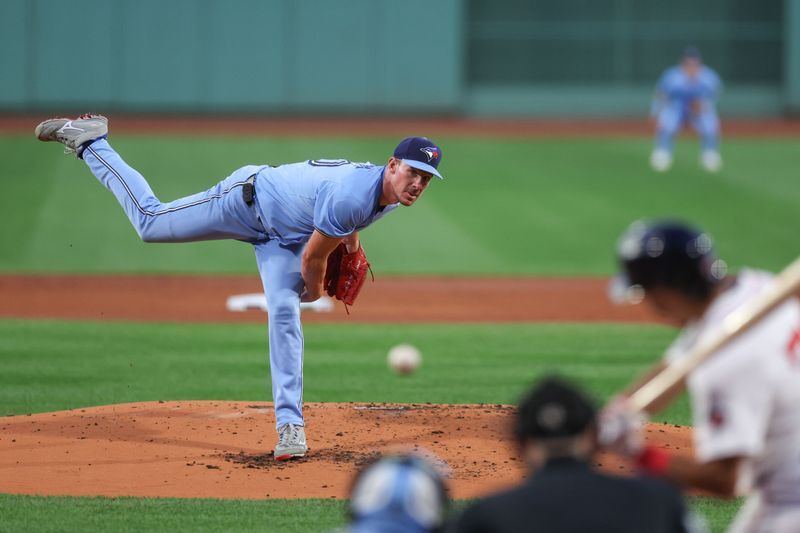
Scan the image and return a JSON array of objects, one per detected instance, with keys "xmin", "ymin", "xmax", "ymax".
[{"xmin": 35, "ymin": 114, "xmax": 444, "ymax": 460}]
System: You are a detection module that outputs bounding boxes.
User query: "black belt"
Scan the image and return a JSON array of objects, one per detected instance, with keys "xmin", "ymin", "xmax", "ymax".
[{"xmin": 242, "ymin": 174, "xmax": 256, "ymax": 206}]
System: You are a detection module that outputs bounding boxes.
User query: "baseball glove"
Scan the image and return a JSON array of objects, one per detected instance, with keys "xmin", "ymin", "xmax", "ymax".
[{"xmin": 324, "ymin": 243, "xmax": 372, "ymax": 309}]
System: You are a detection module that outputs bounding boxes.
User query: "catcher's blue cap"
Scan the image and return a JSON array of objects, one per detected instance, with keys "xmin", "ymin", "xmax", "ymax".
[{"xmin": 393, "ymin": 137, "xmax": 444, "ymax": 179}]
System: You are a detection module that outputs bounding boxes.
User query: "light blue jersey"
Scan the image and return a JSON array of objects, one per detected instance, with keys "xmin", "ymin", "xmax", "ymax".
[
  {"xmin": 254, "ymin": 160, "xmax": 398, "ymax": 244},
  {"xmin": 652, "ymin": 64, "xmax": 722, "ymax": 154},
  {"xmin": 656, "ymin": 65, "xmax": 721, "ymax": 111}
]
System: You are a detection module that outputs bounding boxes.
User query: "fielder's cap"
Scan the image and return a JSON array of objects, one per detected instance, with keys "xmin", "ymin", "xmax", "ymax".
[
  {"xmin": 515, "ymin": 376, "xmax": 597, "ymax": 441},
  {"xmin": 683, "ymin": 46, "xmax": 702, "ymax": 60},
  {"xmin": 349, "ymin": 454, "xmax": 448, "ymax": 533},
  {"xmin": 609, "ymin": 219, "xmax": 727, "ymax": 305},
  {"xmin": 393, "ymin": 136, "xmax": 444, "ymax": 179}
]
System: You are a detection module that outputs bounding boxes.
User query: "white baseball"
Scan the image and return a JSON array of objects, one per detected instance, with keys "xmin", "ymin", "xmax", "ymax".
[{"xmin": 387, "ymin": 344, "xmax": 422, "ymax": 375}]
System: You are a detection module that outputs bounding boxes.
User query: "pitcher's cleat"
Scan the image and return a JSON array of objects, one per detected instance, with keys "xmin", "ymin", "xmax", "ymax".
[
  {"xmin": 274, "ymin": 423, "xmax": 307, "ymax": 460},
  {"xmin": 35, "ymin": 114, "xmax": 108, "ymax": 158}
]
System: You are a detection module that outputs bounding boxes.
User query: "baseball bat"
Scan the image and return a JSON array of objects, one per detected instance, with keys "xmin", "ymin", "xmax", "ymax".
[{"xmin": 627, "ymin": 256, "xmax": 800, "ymax": 415}]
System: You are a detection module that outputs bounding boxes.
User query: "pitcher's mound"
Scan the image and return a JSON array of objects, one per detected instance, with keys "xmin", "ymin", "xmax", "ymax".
[{"xmin": 0, "ymin": 401, "xmax": 693, "ymax": 499}]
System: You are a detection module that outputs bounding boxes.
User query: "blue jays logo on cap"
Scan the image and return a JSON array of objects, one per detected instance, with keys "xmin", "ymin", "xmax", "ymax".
[
  {"xmin": 420, "ymin": 146, "xmax": 440, "ymax": 163},
  {"xmin": 393, "ymin": 136, "xmax": 444, "ymax": 179}
]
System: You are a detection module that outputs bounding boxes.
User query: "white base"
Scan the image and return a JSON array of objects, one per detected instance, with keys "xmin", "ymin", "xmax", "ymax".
[{"xmin": 226, "ymin": 293, "xmax": 334, "ymax": 313}]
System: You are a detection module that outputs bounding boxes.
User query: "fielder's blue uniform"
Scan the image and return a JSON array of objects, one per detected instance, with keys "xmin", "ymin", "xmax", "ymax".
[
  {"xmin": 652, "ymin": 65, "xmax": 721, "ymax": 153},
  {"xmin": 83, "ymin": 139, "xmax": 398, "ymax": 428}
]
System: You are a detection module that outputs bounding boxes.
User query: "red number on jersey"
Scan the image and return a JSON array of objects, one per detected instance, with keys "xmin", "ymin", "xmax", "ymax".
[{"xmin": 786, "ymin": 327, "xmax": 800, "ymax": 365}]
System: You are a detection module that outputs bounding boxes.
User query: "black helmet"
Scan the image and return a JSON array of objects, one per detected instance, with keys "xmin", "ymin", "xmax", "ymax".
[{"xmin": 610, "ymin": 220, "xmax": 727, "ymax": 303}]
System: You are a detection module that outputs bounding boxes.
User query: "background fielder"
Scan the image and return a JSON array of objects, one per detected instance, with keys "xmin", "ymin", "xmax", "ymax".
[
  {"xmin": 650, "ymin": 47, "xmax": 723, "ymax": 173},
  {"xmin": 35, "ymin": 114, "xmax": 444, "ymax": 460}
]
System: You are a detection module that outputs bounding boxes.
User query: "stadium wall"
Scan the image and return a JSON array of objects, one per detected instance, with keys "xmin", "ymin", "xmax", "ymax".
[{"xmin": 1, "ymin": 0, "xmax": 796, "ymax": 117}]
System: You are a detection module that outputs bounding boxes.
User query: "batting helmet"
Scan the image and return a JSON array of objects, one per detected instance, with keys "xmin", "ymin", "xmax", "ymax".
[
  {"xmin": 348, "ymin": 453, "xmax": 448, "ymax": 533},
  {"xmin": 610, "ymin": 220, "xmax": 727, "ymax": 304}
]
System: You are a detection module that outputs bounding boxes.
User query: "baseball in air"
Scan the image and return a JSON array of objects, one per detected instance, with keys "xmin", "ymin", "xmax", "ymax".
[{"xmin": 387, "ymin": 344, "xmax": 422, "ymax": 375}]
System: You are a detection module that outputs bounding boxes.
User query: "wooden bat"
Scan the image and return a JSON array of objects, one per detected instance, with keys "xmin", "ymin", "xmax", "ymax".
[{"xmin": 628, "ymin": 256, "xmax": 800, "ymax": 414}]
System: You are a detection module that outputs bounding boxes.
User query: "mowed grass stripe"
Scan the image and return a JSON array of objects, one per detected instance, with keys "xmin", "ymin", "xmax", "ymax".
[
  {"xmin": 0, "ymin": 493, "xmax": 741, "ymax": 533},
  {"xmin": 0, "ymin": 319, "xmax": 688, "ymax": 423},
  {"xmin": 0, "ymin": 494, "xmax": 347, "ymax": 533},
  {"xmin": 2, "ymin": 135, "xmax": 799, "ymax": 274}
]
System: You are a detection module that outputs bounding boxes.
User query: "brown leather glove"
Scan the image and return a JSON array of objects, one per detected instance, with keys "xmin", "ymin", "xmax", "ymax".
[
  {"xmin": 324, "ymin": 243, "xmax": 371, "ymax": 307},
  {"xmin": 324, "ymin": 243, "xmax": 346, "ymax": 299}
]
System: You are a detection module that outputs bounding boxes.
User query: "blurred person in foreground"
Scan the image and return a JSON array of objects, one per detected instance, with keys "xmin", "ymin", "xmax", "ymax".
[
  {"xmin": 334, "ymin": 453, "xmax": 449, "ymax": 533},
  {"xmin": 603, "ymin": 219, "xmax": 800, "ymax": 532},
  {"xmin": 649, "ymin": 47, "xmax": 723, "ymax": 173},
  {"xmin": 449, "ymin": 375, "xmax": 697, "ymax": 533}
]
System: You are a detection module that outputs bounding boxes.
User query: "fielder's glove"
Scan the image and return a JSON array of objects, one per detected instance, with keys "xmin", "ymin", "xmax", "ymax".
[{"xmin": 324, "ymin": 243, "xmax": 372, "ymax": 310}]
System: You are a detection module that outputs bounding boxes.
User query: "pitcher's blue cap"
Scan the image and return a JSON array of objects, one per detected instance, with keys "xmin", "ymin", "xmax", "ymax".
[{"xmin": 393, "ymin": 137, "xmax": 444, "ymax": 179}]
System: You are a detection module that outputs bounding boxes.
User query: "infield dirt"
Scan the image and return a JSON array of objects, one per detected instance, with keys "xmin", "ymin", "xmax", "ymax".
[
  {"xmin": 0, "ymin": 400, "xmax": 692, "ymax": 500},
  {"xmin": 0, "ymin": 274, "xmax": 664, "ymax": 324}
]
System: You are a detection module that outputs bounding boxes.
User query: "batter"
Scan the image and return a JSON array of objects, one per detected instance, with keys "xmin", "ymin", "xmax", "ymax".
[{"xmin": 607, "ymin": 220, "xmax": 800, "ymax": 532}]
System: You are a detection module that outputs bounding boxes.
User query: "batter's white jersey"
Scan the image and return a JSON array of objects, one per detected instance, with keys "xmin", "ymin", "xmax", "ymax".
[{"xmin": 665, "ymin": 269, "xmax": 800, "ymax": 514}]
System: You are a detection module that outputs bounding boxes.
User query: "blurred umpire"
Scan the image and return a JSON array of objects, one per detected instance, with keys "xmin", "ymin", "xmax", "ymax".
[{"xmin": 448, "ymin": 376, "xmax": 700, "ymax": 533}]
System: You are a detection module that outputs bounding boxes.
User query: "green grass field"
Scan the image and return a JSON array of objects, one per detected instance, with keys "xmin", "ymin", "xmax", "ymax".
[
  {"xmin": 3, "ymin": 132, "xmax": 794, "ymax": 531},
  {"xmin": 1, "ymin": 320, "xmax": 684, "ymax": 417},
  {"xmin": 0, "ymin": 494, "xmax": 741, "ymax": 533},
  {"xmin": 1, "ymin": 135, "xmax": 798, "ymax": 274}
]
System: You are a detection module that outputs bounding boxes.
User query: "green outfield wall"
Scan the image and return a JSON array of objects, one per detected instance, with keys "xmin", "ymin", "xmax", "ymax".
[{"xmin": 1, "ymin": 0, "xmax": 797, "ymax": 117}]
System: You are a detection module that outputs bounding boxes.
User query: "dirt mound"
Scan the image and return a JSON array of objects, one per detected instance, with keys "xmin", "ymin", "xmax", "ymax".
[{"xmin": 0, "ymin": 401, "xmax": 692, "ymax": 499}]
